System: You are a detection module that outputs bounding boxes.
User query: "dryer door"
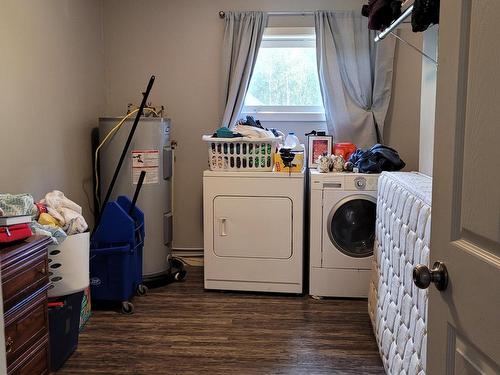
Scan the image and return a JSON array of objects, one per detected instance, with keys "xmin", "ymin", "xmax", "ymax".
[
  {"xmin": 322, "ymin": 191, "xmax": 376, "ymax": 268},
  {"xmin": 213, "ymin": 196, "xmax": 292, "ymax": 259}
]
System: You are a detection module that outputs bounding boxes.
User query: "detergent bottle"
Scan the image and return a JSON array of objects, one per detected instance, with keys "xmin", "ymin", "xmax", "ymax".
[
  {"xmin": 284, "ymin": 132, "xmax": 300, "ymax": 150},
  {"xmin": 277, "ymin": 132, "xmax": 304, "ymax": 172}
]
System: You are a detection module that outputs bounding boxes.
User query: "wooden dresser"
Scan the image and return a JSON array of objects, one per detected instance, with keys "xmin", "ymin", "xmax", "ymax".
[{"xmin": 1, "ymin": 235, "xmax": 51, "ymax": 374}]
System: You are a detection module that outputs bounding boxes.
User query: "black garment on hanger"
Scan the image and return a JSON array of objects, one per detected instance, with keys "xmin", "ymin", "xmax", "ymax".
[
  {"xmin": 361, "ymin": 0, "xmax": 402, "ymax": 31},
  {"xmin": 411, "ymin": 0, "xmax": 440, "ymax": 32}
]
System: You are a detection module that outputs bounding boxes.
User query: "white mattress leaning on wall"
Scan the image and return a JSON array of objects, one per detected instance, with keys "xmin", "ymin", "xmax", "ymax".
[{"xmin": 369, "ymin": 172, "xmax": 433, "ymax": 375}]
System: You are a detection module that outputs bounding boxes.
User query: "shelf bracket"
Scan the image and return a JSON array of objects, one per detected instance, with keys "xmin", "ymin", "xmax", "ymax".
[{"xmin": 389, "ymin": 31, "xmax": 438, "ymax": 66}]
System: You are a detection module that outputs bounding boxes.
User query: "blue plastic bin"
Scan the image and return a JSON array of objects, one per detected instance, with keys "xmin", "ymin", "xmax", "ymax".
[
  {"xmin": 49, "ymin": 291, "xmax": 84, "ymax": 371},
  {"xmin": 90, "ymin": 196, "xmax": 145, "ymax": 313}
]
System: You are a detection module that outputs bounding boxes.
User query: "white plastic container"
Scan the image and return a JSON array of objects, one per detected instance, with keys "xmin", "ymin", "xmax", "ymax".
[
  {"xmin": 284, "ymin": 133, "xmax": 300, "ymax": 149},
  {"xmin": 202, "ymin": 135, "xmax": 279, "ymax": 171},
  {"xmin": 47, "ymin": 232, "xmax": 90, "ymax": 298}
]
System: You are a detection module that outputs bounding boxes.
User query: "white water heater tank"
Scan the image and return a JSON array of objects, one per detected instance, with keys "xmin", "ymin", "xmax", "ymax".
[{"xmin": 98, "ymin": 117, "xmax": 173, "ymax": 280}]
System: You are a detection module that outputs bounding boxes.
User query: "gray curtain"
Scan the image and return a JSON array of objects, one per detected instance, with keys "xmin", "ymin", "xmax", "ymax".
[
  {"xmin": 221, "ymin": 11, "xmax": 268, "ymax": 128},
  {"xmin": 315, "ymin": 11, "xmax": 395, "ymax": 148}
]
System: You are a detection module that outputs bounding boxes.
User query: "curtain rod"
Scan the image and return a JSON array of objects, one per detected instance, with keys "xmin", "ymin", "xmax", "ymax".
[{"xmin": 219, "ymin": 11, "xmax": 315, "ymax": 19}]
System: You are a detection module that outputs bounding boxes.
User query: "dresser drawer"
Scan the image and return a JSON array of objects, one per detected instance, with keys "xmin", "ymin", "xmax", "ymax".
[
  {"xmin": 5, "ymin": 289, "xmax": 49, "ymax": 366},
  {"xmin": 7, "ymin": 334, "xmax": 49, "ymax": 375},
  {"xmin": 2, "ymin": 251, "xmax": 48, "ymax": 311}
]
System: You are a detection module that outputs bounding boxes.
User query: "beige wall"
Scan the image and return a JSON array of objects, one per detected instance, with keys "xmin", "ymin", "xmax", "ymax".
[
  {"xmin": 0, "ymin": 0, "xmax": 105, "ymax": 220},
  {"xmin": 419, "ymin": 26, "xmax": 438, "ymax": 176},
  {"xmin": 385, "ymin": 28, "xmax": 423, "ymax": 171},
  {"xmin": 99, "ymin": 0, "xmax": 423, "ymax": 250}
]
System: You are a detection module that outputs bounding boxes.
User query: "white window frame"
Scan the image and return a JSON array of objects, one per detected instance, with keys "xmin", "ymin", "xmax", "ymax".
[{"xmin": 242, "ymin": 27, "xmax": 326, "ymax": 122}]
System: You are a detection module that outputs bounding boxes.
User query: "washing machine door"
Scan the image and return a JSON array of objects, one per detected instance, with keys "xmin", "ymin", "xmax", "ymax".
[{"xmin": 322, "ymin": 192, "xmax": 376, "ymax": 268}]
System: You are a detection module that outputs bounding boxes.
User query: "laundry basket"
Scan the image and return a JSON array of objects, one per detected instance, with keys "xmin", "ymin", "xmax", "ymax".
[
  {"xmin": 47, "ymin": 232, "xmax": 90, "ymax": 298},
  {"xmin": 202, "ymin": 135, "xmax": 279, "ymax": 171}
]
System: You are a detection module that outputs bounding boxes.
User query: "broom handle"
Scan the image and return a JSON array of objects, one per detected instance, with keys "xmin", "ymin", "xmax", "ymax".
[
  {"xmin": 92, "ymin": 75, "xmax": 155, "ymax": 237},
  {"xmin": 129, "ymin": 170, "xmax": 146, "ymax": 216}
]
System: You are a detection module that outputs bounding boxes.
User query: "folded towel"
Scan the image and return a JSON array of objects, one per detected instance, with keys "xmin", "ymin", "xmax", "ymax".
[{"xmin": 0, "ymin": 193, "xmax": 37, "ymax": 217}]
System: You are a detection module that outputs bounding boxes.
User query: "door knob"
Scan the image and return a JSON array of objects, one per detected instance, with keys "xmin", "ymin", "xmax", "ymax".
[
  {"xmin": 5, "ymin": 336, "xmax": 13, "ymax": 353},
  {"xmin": 413, "ymin": 261, "xmax": 448, "ymax": 291}
]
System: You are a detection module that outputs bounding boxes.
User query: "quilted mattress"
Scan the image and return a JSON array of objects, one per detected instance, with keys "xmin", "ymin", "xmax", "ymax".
[{"xmin": 368, "ymin": 172, "xmax": 432, "ymax": 375}]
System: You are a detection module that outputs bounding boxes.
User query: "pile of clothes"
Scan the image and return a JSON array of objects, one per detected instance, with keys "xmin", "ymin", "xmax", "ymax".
[
  {"xmin": 347, "ymin": 144, "xmax": 406, "ymax": 173},
  {"xmin": 0, "ymin": 191, "xmax": 88, "ymax": 244},
  {"xmin": 212, "ymin": 116, "xmax": 280, "ymax": 139},
  {"xmin": 316, "ymin": 144, "xmax": 406, "ymax": 174}
]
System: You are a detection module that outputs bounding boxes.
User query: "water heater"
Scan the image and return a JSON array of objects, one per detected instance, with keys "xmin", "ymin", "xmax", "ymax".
[{"xmin": 98, "ymin": 117, "xmax": 173, "ymax": 280}]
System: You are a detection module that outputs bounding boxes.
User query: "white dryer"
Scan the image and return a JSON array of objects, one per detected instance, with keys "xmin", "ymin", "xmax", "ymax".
[
  {"xmin": 309, "ymin": 170, "xmax": 379, "ymax": 298},
  {"xmin": 203, "ymin": 170, "xmax": 304, "ymax": 293}
]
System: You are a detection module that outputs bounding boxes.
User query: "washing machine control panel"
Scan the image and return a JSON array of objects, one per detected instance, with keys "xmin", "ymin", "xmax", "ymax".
[
  {"xmin": 310, "ymin": 171, "xmax": 379, "ymax": 191},
  {"xmin": 354, "ymin": 177, "xmax": 366, "ymax": 190},
  {"xmin": 344, "ymin": 175, "xmax": 378, "ymax": 191}
]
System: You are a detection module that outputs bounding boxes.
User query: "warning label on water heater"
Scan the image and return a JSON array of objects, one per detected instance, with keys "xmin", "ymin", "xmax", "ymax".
[{"xmin": 132, "ymin": 150, "xmax": 159, "ymax": 184}]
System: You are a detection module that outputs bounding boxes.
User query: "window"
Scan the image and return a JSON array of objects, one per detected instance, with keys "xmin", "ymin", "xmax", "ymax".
[{"xmin": 243, "ymin": 27, "xmax": 325, "ymax": 122}]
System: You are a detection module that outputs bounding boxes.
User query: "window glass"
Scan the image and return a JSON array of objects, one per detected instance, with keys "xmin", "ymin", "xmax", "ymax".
[
  {"xmin": 243, "ymin": 27, "xmax": 324, "ymax": 118},
  {"xmin": 246, "ymin": 47, "xmax": 323, "ymax": 107}
]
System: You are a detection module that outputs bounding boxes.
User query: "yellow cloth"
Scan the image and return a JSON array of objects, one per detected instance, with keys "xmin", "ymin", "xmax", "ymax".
[{"xmin": 38, "ymin": 212, "xmax": 60, "ymax": 227}]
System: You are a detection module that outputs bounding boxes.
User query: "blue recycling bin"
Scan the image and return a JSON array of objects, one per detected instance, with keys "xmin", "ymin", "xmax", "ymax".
[
  {"xmin": 90, "ymin": 196, "xmax": 146, "ymax": 313},
  {"xmin": 49, "ymin": 291, "xmax": 84, "ymax": 371}
]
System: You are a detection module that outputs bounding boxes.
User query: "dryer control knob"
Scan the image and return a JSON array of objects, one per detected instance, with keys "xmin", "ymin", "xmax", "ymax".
[{"xmin": 355, "ymin": 178, "xmax": 366, "ymax": 190}]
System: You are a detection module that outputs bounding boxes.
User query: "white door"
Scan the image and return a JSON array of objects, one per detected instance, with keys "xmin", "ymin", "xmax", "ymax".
[
  {"xmin": 417, "ymin": 0, "xmax": 500, "ymax": 373},
  {"xmin": 213, "ymin": 196, "xmax": 293, "ymax": 259}
]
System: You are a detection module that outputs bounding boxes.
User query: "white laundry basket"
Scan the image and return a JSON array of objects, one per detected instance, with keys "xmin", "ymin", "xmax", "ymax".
[
  {"xmin": 47, "ymin": 232, "xmax": 90, "ymax": 298},
  {"xmin": 202, "ymin": 135, "xmax": 279, "ymax": 171}
]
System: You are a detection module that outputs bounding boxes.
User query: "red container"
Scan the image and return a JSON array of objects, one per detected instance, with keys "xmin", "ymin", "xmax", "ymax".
[
  {"xmin": 333, "ymin": 143, "xmax": 357, "ymax": 161},
  {"xmin": 0, "ymin": 224, "xmax": 32, "ymax": 243}
]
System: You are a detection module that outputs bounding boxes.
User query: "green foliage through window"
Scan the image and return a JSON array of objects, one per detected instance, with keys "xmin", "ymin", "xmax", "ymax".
[{"xmin": 245, "ymin": 47, "xmax": 323, "ymax": 108}]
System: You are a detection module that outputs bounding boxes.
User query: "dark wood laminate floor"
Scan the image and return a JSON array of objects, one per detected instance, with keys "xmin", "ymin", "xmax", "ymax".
[{"xmin": 58, "ymin": 267, "xmax": 384, "ymax": 375}]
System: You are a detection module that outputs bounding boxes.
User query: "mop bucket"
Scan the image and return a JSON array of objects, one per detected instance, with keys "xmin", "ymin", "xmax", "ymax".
[{"xmin": 90, "ymin": 196, "xmax": 146, "ymax": 314}]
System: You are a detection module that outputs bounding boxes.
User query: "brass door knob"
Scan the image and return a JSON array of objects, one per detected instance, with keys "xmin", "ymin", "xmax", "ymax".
[
  {"xmin": 413, "ymin": 261, "xmax": 449, "ymax": 291},
  {"xmin": 5, "ymin": 336, "xmax": 13, "ymax": 353}
]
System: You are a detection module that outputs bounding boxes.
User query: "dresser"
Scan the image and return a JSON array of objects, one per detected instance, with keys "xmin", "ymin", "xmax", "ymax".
[{"xmin": 1, "ymin": 236, "xmax": 51, "ymax": 374}]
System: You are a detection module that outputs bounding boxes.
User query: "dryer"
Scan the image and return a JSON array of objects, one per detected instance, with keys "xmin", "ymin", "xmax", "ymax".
[
  {"xmin": 203, "ymin": 170, "xmax": 304, "ymax": 293},
  {"xmin": 309, "ymin": 170, "xmax": 379, "ymax": 298}
]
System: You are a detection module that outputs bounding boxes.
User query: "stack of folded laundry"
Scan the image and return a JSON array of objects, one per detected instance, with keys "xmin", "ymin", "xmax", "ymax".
[{"xmin": 0, "ymin": 191, "xmax": 88, "ymax": 244}]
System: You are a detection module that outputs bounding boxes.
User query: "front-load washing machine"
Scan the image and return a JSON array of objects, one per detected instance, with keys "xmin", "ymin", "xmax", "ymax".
[{"xmin": 309, "ymin": 170, "xmax": 379, "ymax": 297}]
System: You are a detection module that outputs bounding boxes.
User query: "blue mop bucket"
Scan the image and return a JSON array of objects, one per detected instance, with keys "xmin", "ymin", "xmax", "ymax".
[{"xmin": 90, "ymin": 196, "xmax": 145, "ymax": 313}]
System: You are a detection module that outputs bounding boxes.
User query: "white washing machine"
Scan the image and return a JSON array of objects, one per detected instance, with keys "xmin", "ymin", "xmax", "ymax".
[
  {"xmin": 203, "ymin": 170, "xmax": 304, "ymax": 293},
  {"xmin": 309, "ymin": 170, "xmax": 379, "ymax": 298}
]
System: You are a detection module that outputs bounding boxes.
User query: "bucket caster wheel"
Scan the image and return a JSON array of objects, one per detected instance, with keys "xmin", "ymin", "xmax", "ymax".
[
  {"xmin": 136, "ymin": 284, "xmax": 148, "ymax": 296},
  {"xmin": 174, "ymin": 269, "xmax": 187, "ymax": 281},
  {"xmin": 121, "ymin": 301, "xmax": 134, "ymax": 314}
]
